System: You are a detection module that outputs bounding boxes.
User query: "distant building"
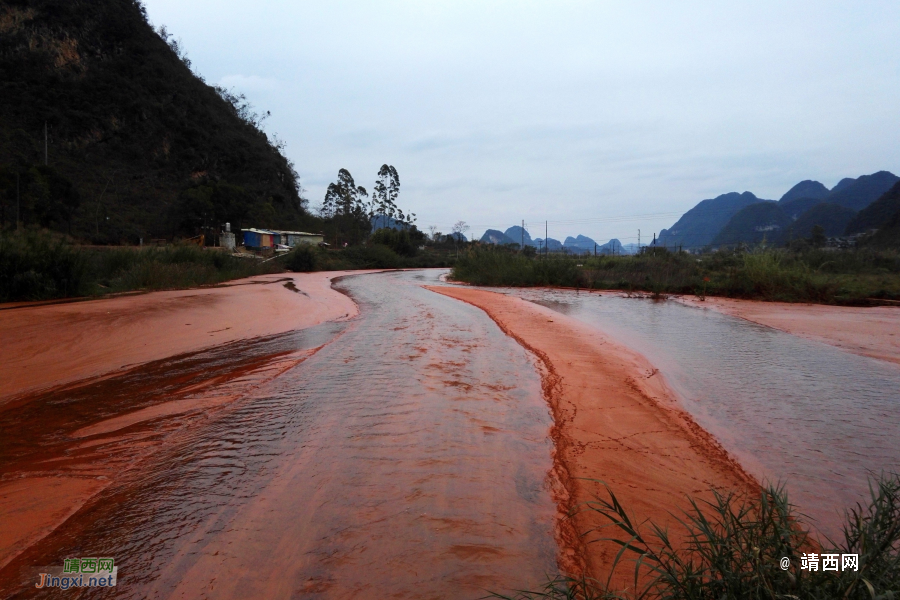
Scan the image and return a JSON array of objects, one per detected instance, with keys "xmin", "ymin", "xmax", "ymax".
[
  {"xmin": 242, "ymin": 229, "xmax": 324, "ymax": 249},
  {"xmin": 242, "ymin": 228, "xmax": 275, "ymax": 249},
  {"xmin": 270, "ymin": 230, "xmax": 325, "ymax": 247}
]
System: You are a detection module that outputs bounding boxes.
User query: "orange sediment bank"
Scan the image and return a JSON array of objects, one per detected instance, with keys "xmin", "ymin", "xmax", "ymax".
[
  {"xmin": 0, "ymin": 270, "xmax": 369, "ymax": 402},
  {"xmin": 0, "ymin": 348, "xmax": 316, "ymax": 572},
  {"xmin": 674, "ymin": 295, "xmax": 900, "ymax": 365},
  {"xmin": 0, "ymin": 271, "xmax": 368, "ymax": 571},
  {"xmin": 427, "ymin": 286, "xmax": 758, "ymax": 584}
]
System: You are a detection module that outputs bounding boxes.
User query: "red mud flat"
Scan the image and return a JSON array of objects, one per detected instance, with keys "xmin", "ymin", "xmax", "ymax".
[
  {"xmin": 674, "ymin": 295, "xmax": 900, "ymax": 365},
  {"xmin": 428, "ymin": 286, "xmax": 758, "ymax": 587},
  {"xmin": 0, "ymin": 271, "xmax": 365, "ymax": 572},
  {"xmin": 0, "ymin": 271, "xmax": 363, "ymax": 402}
]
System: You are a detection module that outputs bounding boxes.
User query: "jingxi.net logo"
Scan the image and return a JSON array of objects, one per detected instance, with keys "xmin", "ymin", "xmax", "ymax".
[{"xmin": 34, "ymin": 557, "xmax": 117, "ymax": 589}]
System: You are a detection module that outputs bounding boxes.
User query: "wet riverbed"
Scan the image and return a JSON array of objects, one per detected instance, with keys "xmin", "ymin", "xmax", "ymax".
[
  {"xmin": 6, "ymin": 269, "xmax": 896, "ymax": 597},
  {"xmin": 0, "ymin": 271, "xmax": 557, "ymax": 598},
  {"xmin": 503, "ymin": 286, "xmax": 900, "ymax": 537}
]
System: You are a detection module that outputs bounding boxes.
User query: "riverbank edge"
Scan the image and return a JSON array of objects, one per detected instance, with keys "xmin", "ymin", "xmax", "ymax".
[
  {"xmin": 426, "ymin": 285, "xmax": 759, "ymax": 586},
  {"xmin": 670, "ymin": 294, "xmax": 900, "ymax": 366},
  {"xmin": 451, "ymin": 278, "xmax": 900, "ymax": 367},
  {"xmin": 0, "ymin": 270, "xmax": 394, "ymax": 403}
]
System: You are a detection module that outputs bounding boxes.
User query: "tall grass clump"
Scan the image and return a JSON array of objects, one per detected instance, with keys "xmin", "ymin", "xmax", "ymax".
[
  {"xmin": 453, "ymin": 248, "xmax": 577, "ymax": 286},
  {"xmin": 493, "ymin": 473, "xmax": 900, "ymax": 600},
  {"xmin": 82, "ymin": 244, "xmax": 282, "ymax": 294},
  {"xmin": 720, "ymin": 250, "xmax": 826, "ymax": 301},
  {"xmin": 0, "ymin": 228, "xmax": 86, "ymax": 301}
]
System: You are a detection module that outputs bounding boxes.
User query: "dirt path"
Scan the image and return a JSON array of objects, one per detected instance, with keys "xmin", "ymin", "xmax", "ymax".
[
  {"xmin": 674, "ymin": 295, "xmax": 900, "ymax": 365},
  {"xmin": 428, "ymin": 286, "xmax": 758, "ymax": 586}
]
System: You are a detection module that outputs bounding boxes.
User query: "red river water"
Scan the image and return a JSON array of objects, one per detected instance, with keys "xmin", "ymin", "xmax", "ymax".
[
  {"xmin": 2, "ymin": 270, "xmax": 898, "ymax": 598},
  {"xmin": 0, "ymin": 271, "xmax": 558, "ymax": 598}
]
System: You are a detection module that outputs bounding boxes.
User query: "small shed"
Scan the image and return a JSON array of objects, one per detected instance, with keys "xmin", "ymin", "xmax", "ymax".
[
  {"xmin": 272, "ymin": 231, "xmax": 325, "ymax": 247},
  {"xmin": 242, "ymin": 228, "xmax": 276, "ymax": 249}
]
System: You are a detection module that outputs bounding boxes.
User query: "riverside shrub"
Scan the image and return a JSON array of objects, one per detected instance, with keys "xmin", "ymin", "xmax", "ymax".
[
  {"xmin": 494, "ymin": 473, "xmax": 900, "ymax": 600},
  {"xmin": 285, "ymin": 244, "xmax": 319, "ymax": 272}
]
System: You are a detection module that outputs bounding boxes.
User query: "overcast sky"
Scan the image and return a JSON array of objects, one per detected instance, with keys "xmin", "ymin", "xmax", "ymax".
[{"xmin": 142, "ymin": 1, "xmax": 900, "ymax": 245}]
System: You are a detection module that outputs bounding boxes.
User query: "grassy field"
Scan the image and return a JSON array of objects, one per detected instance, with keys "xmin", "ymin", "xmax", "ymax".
[
  {"xmin": 495, "ymin": 474, "xmax": 900, "ymax": 600},
  {"xmin": 451, "ymin": 246, "xmax": 900, "ymax": 305},
  {"xmin": 0, "ymin": 229, "xmax": 284, "ymax": 302}
]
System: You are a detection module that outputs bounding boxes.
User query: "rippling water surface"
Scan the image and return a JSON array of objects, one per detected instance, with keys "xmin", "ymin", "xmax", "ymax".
[
  {"xmin": 503, "ymin": 286, "xmax": 900, "ymax": 536},
  {"xmin": 0, "ymin": 271, "xmax": 556, "ymax": 599}
]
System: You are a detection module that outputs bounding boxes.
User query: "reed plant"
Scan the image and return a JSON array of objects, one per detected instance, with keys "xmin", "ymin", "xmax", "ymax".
[{"xmin": 493, "ymin": 473, "xmax": 900, "ymax": 600}]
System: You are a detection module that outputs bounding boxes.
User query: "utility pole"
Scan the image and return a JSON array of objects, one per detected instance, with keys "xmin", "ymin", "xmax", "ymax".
[
  {"xmin": 545, "ymin": 220, "xmax": 548, "ymax": 258},
  {"xmin": 521, "ymin": 219, "xmax": 524, "ymax": 252},
  {"xmin": 638, "ymin": 229, "xmax": 641, "ymax": 254},
  {"xmin": 594, "ymin": 243, "xmax": 597, "ymax": 257},
  {"xmin": 44, "ymin": 121, "xmax": 48, "ymax": 166}
]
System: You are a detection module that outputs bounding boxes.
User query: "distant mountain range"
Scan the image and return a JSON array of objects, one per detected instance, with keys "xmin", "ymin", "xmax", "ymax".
[
  {"xmin": 476, "ymin": 170, "xmax": 900, "ymax": 254},
  {"xmin": 656, "ymin": 192, "xmax": 767, "ymax": 249},
  {"xmin": 656, "ymin": 171, "xmax": 899, "ymax": 249},
  {"xmin": 479, "ymin": 227, "xmax": 631, "ymax": 254},
  {"xmin": 480, "ymin": 229, "xmax": 517, "ymax": 245}
]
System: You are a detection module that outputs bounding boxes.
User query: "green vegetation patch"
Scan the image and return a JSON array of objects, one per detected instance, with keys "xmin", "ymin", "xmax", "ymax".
[
  {"xmin": 0, "ymin": 228, "xmax": 281, "ymax": 301},
  {"xmin": 452, "ymin": 246, "xmax": 900, "ymax": 305},
  {"xmin": 283, "ymin": 242, "xmax": 455, "ymax": 273}
]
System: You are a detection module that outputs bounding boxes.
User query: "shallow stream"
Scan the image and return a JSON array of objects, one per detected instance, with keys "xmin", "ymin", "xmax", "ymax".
[
  {"xmin": 499, "ymin": 284, "xmax": 900, "ymax": 537},
  {"xmin": 0, "ymin": 270, "xmax": 557, "ymax": 599}
]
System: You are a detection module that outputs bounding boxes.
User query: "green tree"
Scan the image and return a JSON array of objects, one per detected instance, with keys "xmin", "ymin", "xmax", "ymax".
[
  {"xmin": 321, "ymin": 169, "xmax": 371, "ymax": 245},
  {"xmin": 370, "ymin": 226, "xmax": 425, "ymax": 257},
  {"xmin": 174, "ymin": 182, "xmax": 256, "ymax": 237},
  {"xmin": 372, "ymin": 164, "xmax": 401, "ymax": 229},
  {"xmin": 371, "ymin": 164, "xmax": 416, "ymax": 229},
  {"xmin": 0, "ymin": 165, "xmax": 80, "ymax": 233}
]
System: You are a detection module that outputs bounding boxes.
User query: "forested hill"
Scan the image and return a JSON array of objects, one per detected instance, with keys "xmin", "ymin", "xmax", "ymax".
[{"xmin": 0, "ymin": 0, "xmax": 312, "ymax": 243}]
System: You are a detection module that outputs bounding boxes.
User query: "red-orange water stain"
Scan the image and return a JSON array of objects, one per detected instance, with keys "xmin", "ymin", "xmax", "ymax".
[{"xmin": 0, "ymin": 272, "xmax": 559, "ymax": 599}]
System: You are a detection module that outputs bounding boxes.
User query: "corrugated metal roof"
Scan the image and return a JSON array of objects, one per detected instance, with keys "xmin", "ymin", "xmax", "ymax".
[{"xmin": 270, "ymin": 230, "xmax": 322, "ymax": 236}]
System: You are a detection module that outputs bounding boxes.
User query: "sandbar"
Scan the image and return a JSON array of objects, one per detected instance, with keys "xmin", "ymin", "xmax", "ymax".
[
  {"xmin": 0, "ymin": 271, "xmax": 367, "ymax": 402},
  {"xmin": 428, "ymin": 286, "xmax": 757, "ymax": 585},
  {"xmin": 0, "ymin": 271, "xmax": 369, "ymax": 571},
  {"xmin": 674, "ymin": 295, "xmax": 900, "ymax": 365}
]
